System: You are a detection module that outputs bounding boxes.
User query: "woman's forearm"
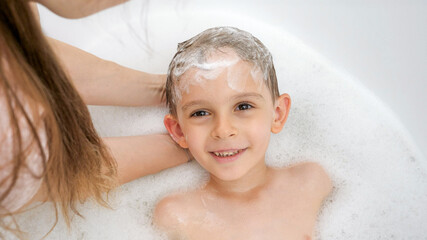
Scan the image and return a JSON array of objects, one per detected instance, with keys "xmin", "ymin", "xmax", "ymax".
[
  {"xmin": 47, "ymin": 37, "xmax": 166, "ymax": 106},
  {"xmin": 103, "ymin": 134, "xmax": 188, "ymax": 184},
  {"xmin": 35, "ymin": 0, "xmax": 128, "ymax": 19}
]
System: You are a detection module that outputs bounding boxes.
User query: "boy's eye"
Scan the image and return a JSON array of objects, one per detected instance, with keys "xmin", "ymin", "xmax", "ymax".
[
  {"xmin": 236, "ymin": 103, "xmax": 253, "ymax": 111},
  {"xmin": 191, "ymin": 110, "xmax": 210, "ymax": 117}
]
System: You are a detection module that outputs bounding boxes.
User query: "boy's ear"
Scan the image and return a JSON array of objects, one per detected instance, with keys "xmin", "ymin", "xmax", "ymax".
[
  {"xmin": 271, "ymin": 93, "xmax": 291, "ymax": 134},
  {"xmin": 164, "ymin": 114, "xmax": 189, "ymax": 148}
]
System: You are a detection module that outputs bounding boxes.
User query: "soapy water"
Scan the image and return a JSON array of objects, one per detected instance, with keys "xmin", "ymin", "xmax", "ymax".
[
  {"xmin": 175, "ymin": 56, "xmax": 240, "ymax": 102},
  {"xmin": 13, "ymin": 3, "xmax": 427, "ymax": 240},
  {"xmin": 176, "ymin": 54, "xmax": 265, "ymax": 104},
  {"xmin": 169, "ymin": 26, "xmax": 272, "ymax": 103}
]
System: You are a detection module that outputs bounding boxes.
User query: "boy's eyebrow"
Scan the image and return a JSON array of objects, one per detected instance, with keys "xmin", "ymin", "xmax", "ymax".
[
  {"xmin": 232, "ymin": 92, "xmax": 265, "ymax": 102},
  {"xmin": 181, "ymin": 93, "xmax": 265, "ymax": 112}
]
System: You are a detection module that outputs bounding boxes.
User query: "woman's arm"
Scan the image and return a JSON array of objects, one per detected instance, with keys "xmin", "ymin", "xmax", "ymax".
[
  {"xmin": 48, "ymin": 37, "xmax": 166, "ymax": 107},
  {"xmin": 103, "ymin": 134, "xmax": 189, "ymax": 184},
  {"xmin": 31, "ymin": 134, "xmax": 188, "ymax": 203},
  {"xmin": 35, "ymin": 0, "xmax": 128, "ymax": 19},
  {"xmin": 32, "ymin": 3, "xmax": 165, "ymax": 106}
]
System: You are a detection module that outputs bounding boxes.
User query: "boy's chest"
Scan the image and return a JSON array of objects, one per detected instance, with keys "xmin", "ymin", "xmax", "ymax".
[{"xmin": 182, "ymin": 193, "xmax": 315, "ymax": 240}]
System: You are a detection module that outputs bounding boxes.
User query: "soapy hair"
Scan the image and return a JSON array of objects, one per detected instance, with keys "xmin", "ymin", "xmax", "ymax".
[
  {"xmin": 165, "ymin": 26, "xmax": 279, "ymax": 116},
  {"xmin": 0, "ymin": 0, "xmax": 117, "ymax": 237}
]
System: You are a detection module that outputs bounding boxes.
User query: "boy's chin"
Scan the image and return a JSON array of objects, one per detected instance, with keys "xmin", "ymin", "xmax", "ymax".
[{"xmin": 210, "ymin": 168, "xmax": 248, "ymax": 182}]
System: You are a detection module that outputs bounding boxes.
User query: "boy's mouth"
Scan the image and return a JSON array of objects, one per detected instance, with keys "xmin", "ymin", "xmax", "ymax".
[
  {"xmin": 212, "ymin": 149, "xmax": 241, "ymax": 157},
  {"xmin": 209, "ymin": 149, "xmax": 246, "ymax": 163}
]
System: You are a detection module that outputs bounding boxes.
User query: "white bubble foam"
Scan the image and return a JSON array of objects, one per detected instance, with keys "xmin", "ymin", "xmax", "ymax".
[{"xmin": 13, "ymin": 4, "xmax": 427, "ymax": 240}]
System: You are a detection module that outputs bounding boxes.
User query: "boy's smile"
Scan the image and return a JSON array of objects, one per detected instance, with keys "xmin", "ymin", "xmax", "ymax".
[
  {"xmin": 165, "ymin": 49, "xmax": 289, "ymax": 183},
  {"xmin": 210, "ymin": 148, "xmax": 247, "ymax": 164}
]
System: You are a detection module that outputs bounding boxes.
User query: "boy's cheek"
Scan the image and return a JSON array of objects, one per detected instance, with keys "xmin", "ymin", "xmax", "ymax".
[
  {"xmin": 244, "ymin": 115, "xmax": 272, "ymax": 131},
  {"xmin": 184, "ymin": 131, "xmax": 204, "ymax": 151},
  {"xmin": 247, "ymin": 120, "xmax": 273, "ymax": 146}
]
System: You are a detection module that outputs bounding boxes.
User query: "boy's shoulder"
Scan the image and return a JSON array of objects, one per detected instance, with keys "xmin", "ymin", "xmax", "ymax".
[
  {"xmin": 275, "ymin": 162, "xmax": 332, "ymax": 199},
  {"xmin": 153, "ymin": 190, "xmax": 201, "ymax": 232}
]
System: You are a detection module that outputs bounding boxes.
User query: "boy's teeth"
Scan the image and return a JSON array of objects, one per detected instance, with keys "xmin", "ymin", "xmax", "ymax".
[{"xmin": 213, "ymin": 150, "xmax": 239, "ymax": 157}]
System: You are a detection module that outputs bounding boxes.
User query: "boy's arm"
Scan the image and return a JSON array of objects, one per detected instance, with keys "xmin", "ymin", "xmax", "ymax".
[
  {"xmin": 103, "ymin": 134, "xmax": 188, "ymax": 184},
  {"xmin": 48, "ymin": 37, "xmax": 166, "ymax": 107}
]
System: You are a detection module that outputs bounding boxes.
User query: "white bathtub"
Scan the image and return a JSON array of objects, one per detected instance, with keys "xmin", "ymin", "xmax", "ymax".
[{"xmin": 15, "ymin": 1, "xmax": 426, "ymax": 239}]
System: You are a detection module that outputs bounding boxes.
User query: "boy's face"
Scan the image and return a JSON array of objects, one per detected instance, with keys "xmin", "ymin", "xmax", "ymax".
[{"xmin": 165, "ymin": 49, "xmax": 290, "ymax": 181}]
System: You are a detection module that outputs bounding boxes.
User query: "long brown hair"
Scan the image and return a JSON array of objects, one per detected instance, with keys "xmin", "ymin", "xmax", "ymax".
[{"xmin": 0, "ymin": 0, "xmax": 117, "ymax": 237}]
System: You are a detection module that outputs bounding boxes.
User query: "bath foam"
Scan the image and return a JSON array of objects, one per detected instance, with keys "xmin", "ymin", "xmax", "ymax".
[
  {"xmin": 14, "ymin": 4, "xmax": 427, "ymax": 240},
  {"xmin": 175, "ymin": 57, "xmax": 241, "ymax": 103},
  {"xmin": 170, "ymin": 27, "xmax": 272, "ymax": 103},
  {"xmin": 176, "ymin": 55, "xmax": 264, "ymax": 104}
]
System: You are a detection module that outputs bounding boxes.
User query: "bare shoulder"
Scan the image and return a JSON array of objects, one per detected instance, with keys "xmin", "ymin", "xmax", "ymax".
[
  {"xmin": 153, "ymin": 190, "xmax": 200, "ymax": 233},
  {"xmin": 154, "ymin": 193, "xmax": 187, "ymax": 229},
  {"xmin": 281, "ymin": 162, "xmax": 333, "ymax": 199}
]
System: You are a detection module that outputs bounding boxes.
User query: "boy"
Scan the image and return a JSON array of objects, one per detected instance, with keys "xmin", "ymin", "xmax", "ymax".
[{"xmin": 154, "ymin": 27, "xmax": 332, "ymax": 240}]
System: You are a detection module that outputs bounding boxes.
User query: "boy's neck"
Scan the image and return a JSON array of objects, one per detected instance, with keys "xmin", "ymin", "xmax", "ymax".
[{"xmin": 206, "ymin": 161, "xmax": 270, "ymax": 197}]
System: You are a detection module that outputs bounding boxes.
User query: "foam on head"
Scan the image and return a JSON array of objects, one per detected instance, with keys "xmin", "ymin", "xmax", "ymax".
[
  {"xmin": 175, "ymin": 49, "xmax": 240, "ymax": 97},
  {"xmin": 165, "ymin": 26, "xmax": 279, "ymax": 116},
  {"xmin": 176, "ymin": 49, "xmax": 266, "ymax": 99}
]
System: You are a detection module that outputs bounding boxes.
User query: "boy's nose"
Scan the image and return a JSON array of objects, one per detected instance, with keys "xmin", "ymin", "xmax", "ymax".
[{"xmin": 211, "ymin": 115, "xmax": 237, "ymax": 140}]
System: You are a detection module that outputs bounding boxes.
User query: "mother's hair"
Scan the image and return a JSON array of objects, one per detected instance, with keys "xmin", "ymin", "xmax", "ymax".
[{"xmin": 0, "ymin": 0, "xmax": 117, "ymax": 237}]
